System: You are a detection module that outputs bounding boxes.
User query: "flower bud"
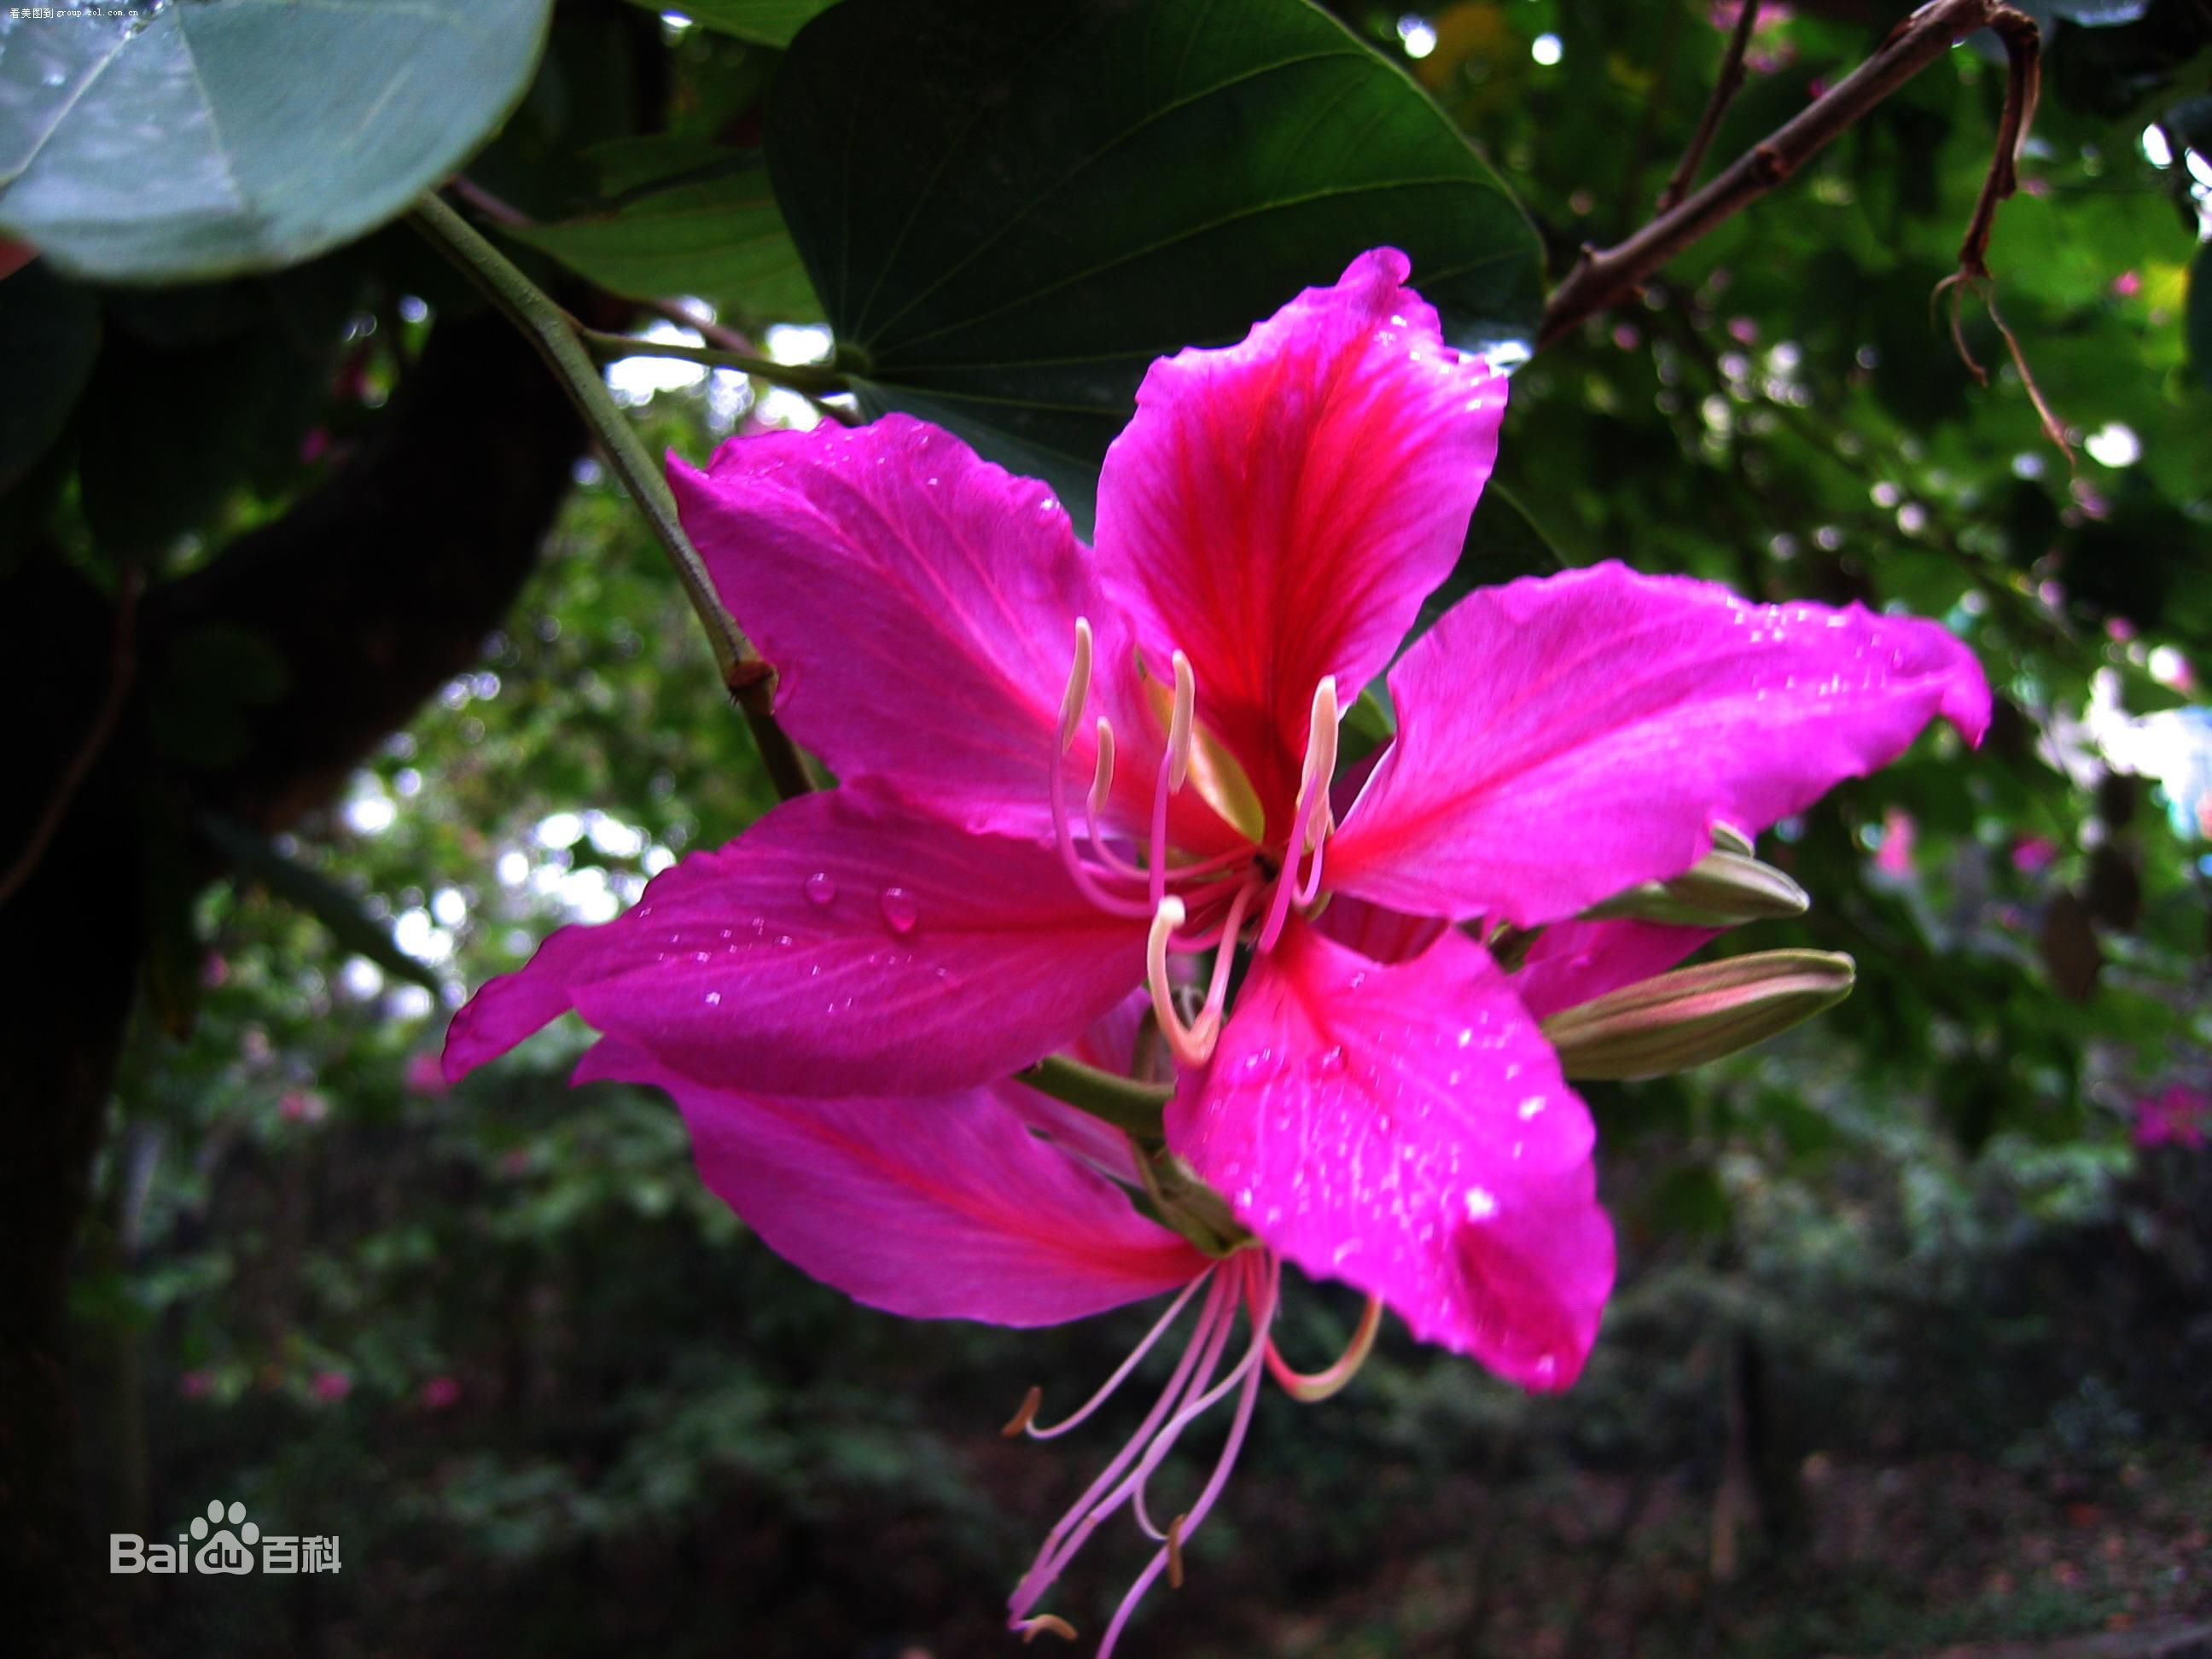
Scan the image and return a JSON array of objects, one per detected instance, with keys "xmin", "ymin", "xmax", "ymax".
[
  {"xmin": 1540, "ymin": 950, "xmax": 1855, "ymax": 1080},
  {"xmin": 1580, "ymin": 849, "xmax": 1808, "ymax": 928}
]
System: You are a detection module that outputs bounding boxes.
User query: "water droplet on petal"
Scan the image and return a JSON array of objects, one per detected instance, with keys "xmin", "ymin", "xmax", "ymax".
[
  {"xmin": 1464, "ymin": 1186, "xmax": 1499, "ymax": 1221},
  {"xmin": 704, "ymin": 991, "xmax": 721, "ymax": 1006},
  {"xmin": 804, "ymin": 871, "xmax": 836, "ymax": 906},
  {"xmin": 879, "ymin": 887, "xmax": 918, "ymax": 934}
]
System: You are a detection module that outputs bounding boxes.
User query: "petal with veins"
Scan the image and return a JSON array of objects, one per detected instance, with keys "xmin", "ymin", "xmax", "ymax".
[
  {"xmin": 445, "ymin": 786, "xmax": 1147, "ymax": 1097},
  {"xmin": 672, "ymin": 416, "xmax": 1132, "ymax": 839},
  {"xmin": 1166, "ymin": 917, "xmax": 1613, "ymax": 1390},
  {"xmin": 577, "ymin": 1040, "xmax": 1204, "ymax": 1326},
  {"xmin": 1330, "ymin": 562, "xmax": 1992, "ymax": 927},
  {"xmin": 1093, "ymin": 247, "xmax": 1505, "ymax": 818}
]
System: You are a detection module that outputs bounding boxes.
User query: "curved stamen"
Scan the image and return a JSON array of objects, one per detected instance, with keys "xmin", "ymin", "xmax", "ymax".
[
  {"xmin": 1019, "ymin": 1272, "xmax": 1213, "ymax": 1441},
  {"xmin": 1196, "ymin": 878, "xmax": 1262, "ymax": 1031},
  {"xmin": 1016, "ymin": 1614, "xmax": 1079, "ymax": 1644},
  {"xmin": 1010, "ymin": 1273, "xmax": 1236, "ymax": 1620},
  {"xmin": 1050, "ymin": 620, "xmax": 1155, "ymax": 920},
  {"xmin": 1094, "ymin": 1258, "xmax": 1278, "ymax": 1659},
  {"xmin": 1148, "ymin": 898, "xmax": 1219, "ymax": 1068},
  {"xmin": 1256, "ymin": 677, "xmax": 1340, "ymax": 953},
  {"xmin": 1264, "ymin": 1295, "xmax": 1383, "ymax": 1402}
]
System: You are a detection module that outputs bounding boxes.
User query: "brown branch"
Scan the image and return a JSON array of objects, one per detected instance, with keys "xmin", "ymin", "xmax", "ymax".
[
  {"xmin": 0, "ymin": 569, "xmax": 141, "ymax": 910},
  {"xmin": 1541, "ymin": 0, "xmax": 2042, "ymax": 350},
  {"xmin": 1657, "ymin": 0, "xmax": 1762, "ymax": 213}
]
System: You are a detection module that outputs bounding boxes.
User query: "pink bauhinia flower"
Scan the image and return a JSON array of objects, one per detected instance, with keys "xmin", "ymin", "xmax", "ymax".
[{"xmin": 444, "ymin": 249, "xmax": 1988, "ymax": 1648}]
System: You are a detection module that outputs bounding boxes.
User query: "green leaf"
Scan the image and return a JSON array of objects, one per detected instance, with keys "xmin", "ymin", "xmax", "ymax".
[
  {"xmin": 0, "ymin": 0, "xmax": 555, "ymax": 282},
  {"xmin": 766, "ymin": 0, "xmax": 1544, "ymax": 528},
  {"xmin": 0, "ymin": 258, "xmax": 97, "ymax": 492},
  {"xmin": 627, "ymin": 0, "xmax": 835, "ymax": 48},
  {"xmin": 504, "ymin": 137, "xmax": 817, "ymax": 321},
  {"xmin": 198, "ymin": 812, "xmax": 444, "ymax": 993},
  {"xmin": 1411, "ymin": 480, "xmax": 1565, "ymax": 637}
]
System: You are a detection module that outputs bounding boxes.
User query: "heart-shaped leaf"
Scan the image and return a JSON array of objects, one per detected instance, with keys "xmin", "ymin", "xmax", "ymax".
[
  {"xmin": 505, "ymin": 137, "xmax": 817, "ymax": 322},
  {"xmin": 0, "ymin": 0, "xmax": 553, "ymax": 282},
  {"xmin": 766, "ymin": 0, "xmax": 1543, "ymax": 528}
]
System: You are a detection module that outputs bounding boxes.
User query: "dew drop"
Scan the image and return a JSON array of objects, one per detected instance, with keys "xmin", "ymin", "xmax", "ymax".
[
  {"xmin": 804, "ymin": 871, "xmax": 836, "ymax": 906},
  {"xmin": 1464, "ymin": 1186, "xmax": 1499, "ymax": 1220},
  {"xmin": 704, "ymin": 991, "xmax": 721, "ymax": 1006},
  {"xmin": 879, "ymin": 887, "xmax": 919, "ymax": 934}
]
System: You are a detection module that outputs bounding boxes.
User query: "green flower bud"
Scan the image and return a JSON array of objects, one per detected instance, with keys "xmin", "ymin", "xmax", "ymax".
[
  {"xmin": 1580, "ymin": 849, "xmax": 1809, "ymax": 928},
  {"xmin": 1541, "ymin": 950, "xmax": 1855, "ymax": 1080}
]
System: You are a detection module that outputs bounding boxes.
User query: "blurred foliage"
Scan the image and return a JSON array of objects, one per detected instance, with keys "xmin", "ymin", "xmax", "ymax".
[{"xmin": 3, "ymin": 0, "xmax": 2210, "ymax": 1652}]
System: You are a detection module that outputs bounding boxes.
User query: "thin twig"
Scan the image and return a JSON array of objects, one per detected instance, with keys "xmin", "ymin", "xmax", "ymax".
[
  {"xmin": 451, "ymin": 176, "xmax": 859, "ymax": 425},
  {"xmin": 1658, "ymin": 0, "xmax": 1762, "ymax": 212},
  {"xmin": 410, "ymin": 193, "xmax": 815, "ymax": 800},
  {"xmin": 0, "ymin": 570, "xmax": 143, "ymax": 909},
  {"xmin": 1541, "ymin": 0, "xmax": 2042, "ymax": 350},
  {"xmin": 573, "ymin": 324, "xmax": 847, "ymax": 394}
]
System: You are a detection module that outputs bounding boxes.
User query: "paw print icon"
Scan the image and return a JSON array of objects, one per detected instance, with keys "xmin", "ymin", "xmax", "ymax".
[{"xmin": 191, "ymin": 1500, "xmax": 259, "ymax": 1575}]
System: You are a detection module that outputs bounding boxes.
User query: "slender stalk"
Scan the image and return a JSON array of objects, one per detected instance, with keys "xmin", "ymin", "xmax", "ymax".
[
  {"xmin": 1542, "ymin": 0, "xmax": 2041, "ymax": 349},
  {"xmin": 409, "ymin": 193, "xmax": 814, "ymax": 800},
  {"xmin": 575, "ymin": 327, "xmax": 848, "ymax": 396},
  {"xmin": 1656, "ymin": 0, "xmax": 1761, "ymax": 213},
  {"xmin": 1015, "ymin": 1056, "xmax": 1172, "ymax": 1140}
]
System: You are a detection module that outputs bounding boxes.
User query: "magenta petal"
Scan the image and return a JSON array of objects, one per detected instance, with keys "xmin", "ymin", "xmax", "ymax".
[
  {"xmin": 671, "ymin": 416, "xmax": 1117, "ymax": 838},
  {"xmin": 1330, "ymin": 563, "xmax": 1993, "ymax": 927},
  {"xmin": 1167, "ymin": 918, "xmax": 1614, "ymax": 1390},
  {"xmin": 1511, "ymin": 919, "xmax": 1717, "ymax": 1022},
  {"xmin": 1092, "ymin": 248, "xmax": 1506, "ymax": 813},
  {"xmin": 577, "ymin": 1040, "xmax": 1204, "ymax": 1326},
  {"xmin": 445, "ymin": 786, "xmax": 1147, "ymax": 1097}
]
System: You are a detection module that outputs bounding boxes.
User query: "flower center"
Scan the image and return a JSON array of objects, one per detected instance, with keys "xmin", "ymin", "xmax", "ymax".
[{"xmin": 1050, "ymin": 620, "xmax": 1341, "ymax": 1070}]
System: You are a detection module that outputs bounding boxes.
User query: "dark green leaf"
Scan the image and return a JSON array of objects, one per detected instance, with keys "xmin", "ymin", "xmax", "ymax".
[
  {"xmin": 0, "ymin": 258, "xmax": 97, "ymax": 492},
  {"xmin": 0, "ymin": 0, "xmax": 555, "ymax": 282},
  {"xmin": 199, "ymin": 812, "xmax": 444, "ymax": 993},
  {"xmin": 505, "ymin": 137, "xmax": 816, "ymax": 320},
  {"xmin": 626, "ymin": 0, "xmax": 835, "ymax": 47},
  {"xmin": 767, "ymin": 0, "xmax": 1544, "ymax": 527},
  {"xmin": 1411, "ymin": 480, "xmax": 1565, "ymax": 639}
]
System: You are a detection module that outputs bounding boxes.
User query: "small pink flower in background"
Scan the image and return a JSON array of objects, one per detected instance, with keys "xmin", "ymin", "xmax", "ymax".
[
  {"xmin": 2111, "ymin": 270, "xmax": 2142, "ymax": 299},
  {"xmin": 299, "ymin": 428, "xmax": 332, "ymax": 465},
  {"xmin": 310, "ymin": 1370, "xmax": 352, "ymax": 1404},
  {"xmin": 418, "ymin": 1375, "xmax": 463, "ymax": 1412},
  {"xmin": 1873, "ymin": 807, "xmax": 1917, "ymax": 876},
  {"xmin": 445, "ymin": 250, "xmax": 1988, "ymax": 1650},
  {"xmin": 180, "ymin": 1370, "xmax": 214, "ymax": 1400},
  {"xmin": 2133, "ymin": 1084, "xmax": 2210, "ymax": 1150},
  {"xmin": 1728, "ymin": 315, "xmax": 1759, "ymax": 344},
  {"xmin": 2011, "ymin": 835, "xmax": 2058, "ymax": 874},
  {"xmin": 404, "ymin": 1051, "xmax": 451, "ymax": 1097},
  {"xmin": 278, "ymin": 1090, "xmax": 329, "ymax": 1124}
]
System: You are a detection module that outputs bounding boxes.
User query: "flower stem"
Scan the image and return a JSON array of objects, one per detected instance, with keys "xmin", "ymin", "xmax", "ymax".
[
  {"xmin": 1015, "ymin": 1055, "xmax": 1172, "ymax": 1141},
  {"xmin": 407, "ymin": 193, "xmax": 813, "ymax": 800}
]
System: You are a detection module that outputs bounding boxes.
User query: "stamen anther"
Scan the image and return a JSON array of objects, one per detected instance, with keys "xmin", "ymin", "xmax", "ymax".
[
  {"xmin": 1299, "ymin": 676, "xmax": 1340, "ymax": 841},
  {"xmin": 1087, "ymin": 718, "xmax": 1116, "ymax": 822},
  {"xmin": 1017, "ymin": 1614, "xmax": 1079, "ymax": 1644},
  {"xmin": 1058, "ymin": 618, "xmax": 1095, "ymax": 752},
  {"xmin": 1167, "ymin": 649, "xmax": 1195, "ymax": 792},
  {"xmin": 1167, "ymin": 1514, "xmax": 1189, "ymax": 1589},
  {"xmin": 1002, "ymin": 1385, "xmax": 1044, "ymax": 1438}
]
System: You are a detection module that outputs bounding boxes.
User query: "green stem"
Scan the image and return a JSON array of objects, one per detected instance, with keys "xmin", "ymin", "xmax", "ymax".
[
  {"xmin": 408, "ymin": 193, "xmax": 814, "ymax": 800},
  {"xmin": 576, "ymin": 328, "xmax": 849, "ymax": 397},
  {"xmin": 1013, "ymin": 1056, "xmax": 1171, "ymax": 1141}
]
